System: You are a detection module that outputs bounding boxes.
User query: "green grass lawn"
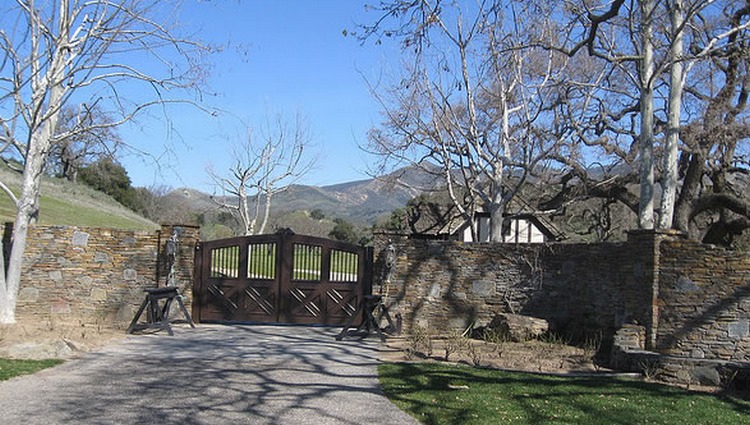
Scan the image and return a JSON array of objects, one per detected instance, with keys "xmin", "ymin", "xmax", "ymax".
[
  {"xmin": 0, "ymin": 358, "xmax": 63, "ymax": 381},
  {"xmin": 0, "ymin": 170, "xmax": 157, "ymax": 231},
  {"xmin": 379, "ymin": 362, "xmax": 750, "ymax": 425}
]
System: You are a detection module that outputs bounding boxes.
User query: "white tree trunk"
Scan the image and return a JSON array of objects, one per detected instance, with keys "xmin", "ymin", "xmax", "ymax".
[
  {"xmin": 238, "ymin": 184, "xmax": 255, "ymax": 236},
  {"xmin": 0, "ymin": 4, "xmax": 68, "ymax": 323},
  {"xmin": 489, "ymin": 203, "xmax": 505, "ymax": 243},
  {"xmin": 638, "ymin": 0, "xmax": 656, "ymax": 230},
  {"xmin": 489, "ymin": 158, "xmax": 506, "ymax": 243},
  {"xmin": 0, "ymin": 122, "xmax": 59, "ymax": 324},
  {"xmin": 258, "ymin": 189, "xmax": 273, "ymax": 235},
  {"xmin": 658, "ymin": 0, "xmax": 685, "ymax": 230}
]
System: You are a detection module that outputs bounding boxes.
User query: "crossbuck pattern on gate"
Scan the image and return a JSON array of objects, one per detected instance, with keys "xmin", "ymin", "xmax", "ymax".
[{"xmin": 193, "ymin": 229, "xmax": 373, "ymax": 326}]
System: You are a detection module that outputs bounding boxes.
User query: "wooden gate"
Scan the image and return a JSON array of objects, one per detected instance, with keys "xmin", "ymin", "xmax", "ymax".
[{"xmin": 192, "ymin": 229, "xmax": 372, "ymax": 326}]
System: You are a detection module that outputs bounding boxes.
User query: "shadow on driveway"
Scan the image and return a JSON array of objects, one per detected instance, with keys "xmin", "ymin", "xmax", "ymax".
[{"xmin": 0, "ymin": 324, "xmax": 419, "ymax": 424}]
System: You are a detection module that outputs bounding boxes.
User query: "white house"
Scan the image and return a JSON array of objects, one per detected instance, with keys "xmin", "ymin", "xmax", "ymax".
[{"xmin": 451, "ymin": 212, "xmax": 562, "ymax": 243}]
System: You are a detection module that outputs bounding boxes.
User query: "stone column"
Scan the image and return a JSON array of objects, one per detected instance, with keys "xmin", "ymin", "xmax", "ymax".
[{"xmin": 158, "ymin": 224, "xmax": 200, "ymax": 308}]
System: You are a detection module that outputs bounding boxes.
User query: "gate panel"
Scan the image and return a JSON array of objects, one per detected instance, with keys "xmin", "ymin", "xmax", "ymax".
[
  {"xmin": 194, "ymin": 230, "xmax": 371, "ymax": 326},
  {"xmin": 243, "ymin": 241, "xmax": 279, "ymax": 322},
  {"xmin": 283, "ymin": 242, "xmax": 364, "ymax": 324},
  {"xmin": 197, "ymin": 235, "xmax": 281, "ymax": 323}
]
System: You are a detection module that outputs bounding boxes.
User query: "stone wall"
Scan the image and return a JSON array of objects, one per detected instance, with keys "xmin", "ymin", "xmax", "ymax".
[
  {"xmin": 374, "ymin": 237, "xmax": 542, "ymax": 331},
  {"xmin": 7, "ymin": 223, "xmax": 198, "ymax": 328},
  {"xmin": 657, "ymin": 238, "xmax": 750, "ymax": 362},
  {"xmin": 373, "ymin": 230, "xmax": 750, "ymax": 364},
  {"xmin": 373, "ymin": 232, "xmax": 658, "ymax": 344}
]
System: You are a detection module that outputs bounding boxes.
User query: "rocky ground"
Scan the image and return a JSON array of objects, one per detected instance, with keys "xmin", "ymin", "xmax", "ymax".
[
  {"xmin": 379, "ymin": 335, "xmax": 609, "ymax": 374},
  {"xmin": 2, "ymin": 321, "xmax": 603, "ymax": 373}
]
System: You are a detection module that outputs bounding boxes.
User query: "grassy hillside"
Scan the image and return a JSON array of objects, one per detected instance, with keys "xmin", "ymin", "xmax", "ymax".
[{"xmin": 0, "ymin": 166, "xmax": 158, "ymax": 231}]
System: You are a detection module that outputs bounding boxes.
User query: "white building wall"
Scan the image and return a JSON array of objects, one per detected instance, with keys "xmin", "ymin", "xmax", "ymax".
[{"xmin": 461, "ymin": 217, "xmax": 546, "ymax": 243}]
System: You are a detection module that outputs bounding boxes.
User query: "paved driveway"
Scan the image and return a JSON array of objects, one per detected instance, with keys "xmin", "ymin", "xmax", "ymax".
[{"xmin": 0, "ymin": 325, "xmax": 419, "ymax": 424}]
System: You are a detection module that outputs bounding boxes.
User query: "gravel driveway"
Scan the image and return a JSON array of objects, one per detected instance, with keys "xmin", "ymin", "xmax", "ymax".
[{"xmin": 0, "ymin": 324, "xmax": 419, "ymax": 424}]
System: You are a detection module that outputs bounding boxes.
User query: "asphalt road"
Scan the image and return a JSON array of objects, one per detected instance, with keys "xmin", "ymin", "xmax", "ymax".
[{"xmin": 0, "ymin": 324, "xmax": 420, "ymax": 424}]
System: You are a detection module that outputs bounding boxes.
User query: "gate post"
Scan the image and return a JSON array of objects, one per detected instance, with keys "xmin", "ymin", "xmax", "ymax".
[
  {"xmin": 192, "ymin": 241, "xmax": 203, "ymax": 323},
  {"xmin": 276, "ymin": 228, "xmax": 295, "ymax": 322},
  {"xmin": 364, "ymin": 246, "xmax": 374, "ymax": 296}
]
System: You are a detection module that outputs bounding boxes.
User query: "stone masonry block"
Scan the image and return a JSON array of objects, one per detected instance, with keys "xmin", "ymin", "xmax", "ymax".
[
  {"xmin": 72, "ymin": 231, "xmax": 90, "ymax": 246},
  {"xmin": 728, "ymin": 320, "xmax": 749, "ymax": 339},
  {"xmin": 472, "ymin": 280, "xmax": 495, "ymax": 297}
]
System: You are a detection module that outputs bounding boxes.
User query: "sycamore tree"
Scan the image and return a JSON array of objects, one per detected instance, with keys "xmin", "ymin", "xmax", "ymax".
[
  {"xmin": 362, "ymin": 1, "xmax": 748, "ymax": 246},
  {"xmin": 208, "ymin": 112, "xmax": 316, "ymax": 236},
  {"xmin": 363, "ymin": 1, "xmax": 578, "ymax": 242},
  {"xmin": 0, "ymin": 0, "xmax": 213, "ymax": 324},
  {"xmin": 539, "ymin": 0, "xmax": 750, "ymax": 245}
]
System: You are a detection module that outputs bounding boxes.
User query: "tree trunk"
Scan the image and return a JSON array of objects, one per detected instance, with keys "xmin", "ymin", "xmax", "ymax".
[
  {"xmin": 0, "ymin": 128, "xmax": 55, "ymax": 324},
  {"xmin": 673, "ymin": 151, "xmax": 705, "ymax": 235},
  {"xmin": 489, "ymin": 202, "xmax": 505, "ymax": 243},
  {"xmin": 659, "ymin": 0, "xmax": 684, "ymax": 230},
  {"xmin": 488, "ymin": 166, "xmax": 506, "ymax": 242},
  {"xmin": 638, "ymin": 0, "xmax": 656, "ymax": 230},
  {"xmin": 238, "ymin": 184, "xmax": 254, "ymax": 236},
  {"xmin": 258, "ymin": 189, "xmax": 272, "ymax": 235}
]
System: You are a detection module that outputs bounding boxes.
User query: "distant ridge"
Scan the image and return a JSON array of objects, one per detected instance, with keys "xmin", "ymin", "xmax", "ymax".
[{"xmin": 177, "ymin": 166, "xmax": 443, "ymax": 225}]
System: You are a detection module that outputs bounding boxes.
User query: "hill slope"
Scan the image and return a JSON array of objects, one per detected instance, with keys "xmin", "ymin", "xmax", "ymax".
[{"xmin": 0, "ymin": 166, "xmax": 158, "ymax": 231}]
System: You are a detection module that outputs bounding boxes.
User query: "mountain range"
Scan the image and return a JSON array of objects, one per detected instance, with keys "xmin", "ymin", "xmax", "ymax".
[{"xmin": 168, "ymin": 166, "xmax": 443, "ymax": 226}]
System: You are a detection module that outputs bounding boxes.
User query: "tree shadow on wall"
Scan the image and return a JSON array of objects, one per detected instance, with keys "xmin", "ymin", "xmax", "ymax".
[
  {"xmin": 382, "ymin": 239, "xmax": 525, "ymax": 333},
  {"xmin": 659, "ymin": 283, "xmax": 750, "ymax": 354}
]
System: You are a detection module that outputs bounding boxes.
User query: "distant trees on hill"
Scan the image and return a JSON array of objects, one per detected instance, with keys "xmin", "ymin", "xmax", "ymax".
[
  {"xmin": 79, "ymin": 158, "xmax": 133, "ymax": 206},
  {"xmin": 322, "ymin": 217, "xmax": 370, "ymax": 246}
]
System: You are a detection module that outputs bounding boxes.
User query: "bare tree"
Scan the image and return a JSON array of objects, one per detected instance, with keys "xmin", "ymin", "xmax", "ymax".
[
  {"xmin": 364, "ymin": 1, "xmax": 574, "ymax": 241},
  {"xmin": 363, "ymin": 1, "xmax": 749, "ymax": 245},
  {"xmin": 209, "ymin": 112, "xmax": 316, "ymax": 236},
  {"xmin": 539, "ymin": 0, "xmax": 750, "ymax": 245},
  {"xmin": 46, "ymin": 104, "xmax": 122, "ymax": 181},
  {"xmin": 0, "ymin": 0, "xmax": 213, "ymax": 323}
]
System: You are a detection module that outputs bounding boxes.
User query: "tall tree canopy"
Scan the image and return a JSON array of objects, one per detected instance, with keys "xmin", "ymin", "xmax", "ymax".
[{"xmin": 363, "ymin": 0, "xmax": 749, "ymax": 246}]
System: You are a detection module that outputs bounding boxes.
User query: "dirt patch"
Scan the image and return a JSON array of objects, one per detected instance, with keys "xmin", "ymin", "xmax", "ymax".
[
  {"xmin": 379, "ymin": 335, "xmax": 610, "ymax": 374},
  {"xmin": 0, "ymin": 322, "xmax": 126, "ymax": 360}
]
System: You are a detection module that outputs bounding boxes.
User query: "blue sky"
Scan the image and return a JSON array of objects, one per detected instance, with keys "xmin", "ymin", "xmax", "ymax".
[{"xmin": 120, "ymin": 1, "xmax": 400, "ymax": 192}]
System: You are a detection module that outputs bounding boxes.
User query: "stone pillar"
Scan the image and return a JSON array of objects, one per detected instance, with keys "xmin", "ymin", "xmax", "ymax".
[
  {"xmin": 372, "ymin": 231, "xmax": 409, "ymax": 322},
  {"xmin": 158, "ymin": 224, "xmax": 200, "ymax": 308},
  {"xmin": 625, "ymin": 229, "xmax": 685, "ymax": 350}
]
